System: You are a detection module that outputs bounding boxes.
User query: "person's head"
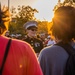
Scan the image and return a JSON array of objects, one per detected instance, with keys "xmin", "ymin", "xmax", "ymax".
[
  {"xmin": 0, "ymin": 6, "xmax": 10, "ymax": 35},
  {"xmin": 47, "ymin": 35, "xmax": 51, "ymax": 40},
  {"xmin": 51, "ymin": 6, "xmax": 75, "ymax": 43},
  {"xmin": 23, "ymin": 20, "xmax": 38, "ymax": 38},
  {"xmin": 5, "ymin": 30, "xmax": 10, "ymax": 37},
  {"xmin": 40, "ymin": 33, "xmax": 45, "ymax": 39}
]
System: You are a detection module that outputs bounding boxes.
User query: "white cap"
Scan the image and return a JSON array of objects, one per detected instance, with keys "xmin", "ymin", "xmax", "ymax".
[{"xmin": 23, "ymin": 20, "xmax": 38, "ymax": 29}]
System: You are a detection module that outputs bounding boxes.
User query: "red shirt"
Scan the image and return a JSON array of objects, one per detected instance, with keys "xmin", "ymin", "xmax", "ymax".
[{"xmin": 0, "ymin": 36, "xmax": 43, "ymax": 75}]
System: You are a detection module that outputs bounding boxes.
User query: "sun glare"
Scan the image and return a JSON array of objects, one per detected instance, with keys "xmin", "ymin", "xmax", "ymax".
[{"xmin": 32, "ymin": 0, "xmax": 58, "ymax": 21}]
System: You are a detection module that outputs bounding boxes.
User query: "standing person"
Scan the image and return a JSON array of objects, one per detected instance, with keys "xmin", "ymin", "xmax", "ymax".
[
  {"xmin": 0, "ymin": 6, "xmax": 43, "ymax": 75},
  {"xmin": 40, "ymin": 34, "xmax": 46, "ymax": 47},
  {"xmin": 5, "ymin": 30, "xmax": 10, "ymax": 37},
  {"xmin": 47, "ymin": 36, "xmax": 56, "ymax": 46},
  {"xmin": 23, "ymin": 20, "xmax": 43, "ymax": 56},
  {"xmin": 38, "ymin": 6, "xmax": 75, "ymax": 75}
]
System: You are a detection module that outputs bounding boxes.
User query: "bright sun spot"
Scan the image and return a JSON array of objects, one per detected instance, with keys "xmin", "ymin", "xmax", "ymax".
[{"xmin": 32, "ymin": 0, "xmax": 58, "ymax": 21}]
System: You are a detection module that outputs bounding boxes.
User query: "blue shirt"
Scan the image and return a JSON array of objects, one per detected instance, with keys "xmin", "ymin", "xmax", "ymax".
[{"xmin": 38, "ymin": 45, "xmax": 69, "ymax": 75}]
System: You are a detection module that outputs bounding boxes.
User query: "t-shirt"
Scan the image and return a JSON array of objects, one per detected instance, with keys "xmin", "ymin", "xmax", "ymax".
[
  {"xmin": 38, "ymin": 45, "xmax": 69, "ymax": 75},
  {"xmin": 0, "ymin": 36, "xmax": 43, "ymax": 75}
]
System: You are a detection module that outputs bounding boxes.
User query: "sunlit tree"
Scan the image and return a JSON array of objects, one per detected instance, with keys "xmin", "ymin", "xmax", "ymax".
[
  {"xmin": 64, "ymin": 0, "xmax": 75, "ymax": 2},
  {"xmin": 37, "ymin": 21, "xmax": 48, "ymax": 34}
]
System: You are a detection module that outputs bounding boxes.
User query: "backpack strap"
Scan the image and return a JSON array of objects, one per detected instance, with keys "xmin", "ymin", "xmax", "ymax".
[
  {"xmin": 0, "ymin": 39, "xmax": 12, "ymax": 74},
  {"xmin": 56, "ymin": 42, "xmax": 75, "ymax": 55}
]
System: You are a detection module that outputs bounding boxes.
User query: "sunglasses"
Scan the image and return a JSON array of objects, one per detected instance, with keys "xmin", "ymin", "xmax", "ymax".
[{"xmin": 30, "ymin": 29, "xmax": 37, "ymax": 31}]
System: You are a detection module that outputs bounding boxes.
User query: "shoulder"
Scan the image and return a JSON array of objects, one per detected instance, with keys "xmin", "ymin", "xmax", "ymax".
[
  {"xmin": 0, "ymin": 36, "xmax": 32, "ymax": 52},
  {"xmin": 12, "ymin": 38, "xmax": 30, "ymax": 47},
  {"xmin": 11, "ymin": 39, "xmax": 37, "ymax": 57},
  {"xmin": 39, "ymin": 44, "xmax": 68, "ymax": 57},
  {"xmin": 38, "ymin": 44, "xmax": 69, "ymax": 65},
  {"xmin": 11, "ymin": 38, "xmax": 33, "ymax": 52}
]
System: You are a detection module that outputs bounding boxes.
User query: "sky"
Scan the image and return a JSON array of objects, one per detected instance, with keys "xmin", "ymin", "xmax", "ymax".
[{"xmin": 0, "ymin": 0, "xmax": 64, "ymax": 21}]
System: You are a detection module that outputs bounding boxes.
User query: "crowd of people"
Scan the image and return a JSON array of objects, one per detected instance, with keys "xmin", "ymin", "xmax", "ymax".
[{"xmin": 0, "ymin": 4, "xmax": 75, "ymax": 75}]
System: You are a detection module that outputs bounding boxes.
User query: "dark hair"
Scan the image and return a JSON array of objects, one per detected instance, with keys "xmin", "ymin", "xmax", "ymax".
[
  {"xmin": 51, "ymin": 6, "xmax": 75, "ymax": 42},
  {"xmin": 0, "ymin": 5, "xmax": 10, "ymax": 35}
]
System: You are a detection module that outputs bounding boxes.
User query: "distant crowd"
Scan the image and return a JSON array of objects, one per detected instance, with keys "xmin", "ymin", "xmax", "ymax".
[{"xmin": 5, "ymin": 30, "xmax": 56, "ymax": 47}]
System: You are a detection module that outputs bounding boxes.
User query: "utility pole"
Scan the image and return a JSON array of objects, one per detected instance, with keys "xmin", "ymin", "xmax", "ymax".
[
  {"xmin": 0, "ymin": 2, "xmax": 1, "ymax": 11},
  {"xmin": 8, "ymin": 0, "xmax": 10, "ymax": 31},
  {"xmin": 0, "ymin": 2, "xmax": 1, "ymax": 23},
  {"xmin": 8, "ymin": 0, "xmax": 10, "ymax": 10}
]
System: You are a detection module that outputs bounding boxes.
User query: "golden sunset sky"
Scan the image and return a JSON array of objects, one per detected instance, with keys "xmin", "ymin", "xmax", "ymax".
[{"xmin": 0, "ymin": 0, "xmax": 64, "ymax": 21}]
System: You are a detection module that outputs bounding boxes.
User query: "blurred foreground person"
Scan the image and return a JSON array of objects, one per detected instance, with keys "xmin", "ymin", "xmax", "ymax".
[
  {"xmin": 23, "ymin": 20, "xmax": 43, "ymax": 56},
  {"xmin": 0, "ymin": 6, "xmax": 43, "ymax": 75},
  {"xmin": 38, "ymin": 6, "xmax": 75, "ymax": 75}
]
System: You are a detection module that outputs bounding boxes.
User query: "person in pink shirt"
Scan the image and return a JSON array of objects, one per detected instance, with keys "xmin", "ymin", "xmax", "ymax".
[{"xmin": 0, "ymin": 5, "xmax": 43, "ymax": 75}]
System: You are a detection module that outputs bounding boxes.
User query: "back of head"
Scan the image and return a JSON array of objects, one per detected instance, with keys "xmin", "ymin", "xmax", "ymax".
[
  {"xmin": 52, "ymin": 6, "xmax": 75, "ymax": 42},
  {"xmin": 0, "ymin": 5, "xmax": 10, "ymax": 35}
]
